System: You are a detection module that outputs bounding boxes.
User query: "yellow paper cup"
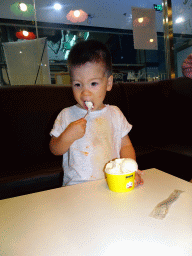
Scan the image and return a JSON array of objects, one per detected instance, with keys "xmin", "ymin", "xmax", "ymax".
[{"xmin": 106, "ymin": 171, "xmax": 135, "ymax": 192}]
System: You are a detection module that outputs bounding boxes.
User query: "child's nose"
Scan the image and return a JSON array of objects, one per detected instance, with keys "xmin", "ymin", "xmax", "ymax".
[{"xmin": 81, "ymin": 88, "xmax": 91, "ymax": 96}]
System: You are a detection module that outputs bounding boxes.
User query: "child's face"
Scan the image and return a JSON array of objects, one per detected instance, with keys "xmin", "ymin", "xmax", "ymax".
[{"xmin": 71, "ymin": 61, "xmax": 113, "ymax": 111}]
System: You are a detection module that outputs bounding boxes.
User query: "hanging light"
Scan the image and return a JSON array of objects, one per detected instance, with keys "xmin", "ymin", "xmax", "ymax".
[
  {"xmin": 138, "ymin": 17, "xmax": 144, "ymax": 23},
  {"xmin": 74, "ymin": 10, "xmax": 80, "ymax": 17},
  {"xmin": 54, "ymin": 3, "xmax": 62, "ymax": 10},
  {"xmin": 175, "ymin": 17, "xmax": 184, "ymax": 23},
  {"xmin": 16, "ymin": 30, "xmax": 36, "ymax": 40},
  {"xmin": 66, "ymin": 9, "xmax": 88, "ymax": 23},
  {"xmin": 19, "ymin": 3, "xmax": 27, "ymax": 12},
  {"xmin": 22, "ymin": 30, "xmax": 29, "ymax": 36},
  {"xmin": 10, "ymin": 2, "xmax": 34, "ymax": 17}
]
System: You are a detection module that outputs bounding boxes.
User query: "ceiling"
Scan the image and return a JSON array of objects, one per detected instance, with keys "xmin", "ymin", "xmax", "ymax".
[{"xmin": 0, "ymin": 0, "xmax": 191, "ymax": 34}]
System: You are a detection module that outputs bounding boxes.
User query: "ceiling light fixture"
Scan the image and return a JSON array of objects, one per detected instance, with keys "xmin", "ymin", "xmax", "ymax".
[
  {"xmin": 19, "ymin": 3, "xmax": 27, "ymax": 12},
  {"xmin": 23, "ymin": 30, "xmax": 29, "ymax": 36},
  {"xmin": 175, "ymin": 17, "xmax": 184, "ymax": 23},
  {"xmin": 54, "ymin": 3, "xmax": 62, "ymax": 10},
  {"xmin": 16, "ymin": 31, "xmax": 36, "ymax": 40},
  {"xmin": 67, "ymin": 9, "xmax": 88, "ymax": 23},
  {"xmin": 10, "ymin": 2, "xmax": 34, "ymax": 17},
  {"xmin": 74, "ymin": 10, "xmax": 81, "ymax": 17}
]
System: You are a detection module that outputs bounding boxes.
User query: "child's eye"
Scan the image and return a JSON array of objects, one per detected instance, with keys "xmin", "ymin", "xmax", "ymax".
[
  {"xmin": 91, "ymin": 82, "xmax": 98, "ymax": 86},
  {"xmin": 73, "ymin": 83, "xmax": 81, "ymax": 87}
]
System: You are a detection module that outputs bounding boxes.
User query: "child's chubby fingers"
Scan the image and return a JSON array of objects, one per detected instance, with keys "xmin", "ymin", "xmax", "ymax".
[
  {"xmin": 73, "ymin": 118, "xmax": 87, "ymax": 133},
  {"xmin": 76, "ymin": 117, "xmax": 87, "ymax": 127},
  {"xmin": 72, "ymin": 118, "xmax": 87, "ymax": 128},
  {"xmin": 137, "ymin": 169, "xmax": 144, "ymax": 176},
  {"xmin": 65, "ymin": 118, "xmax": 87, "ymax": 140},
  {"xmin": 134, "ymin": 170, "xmax": 144, "ymax": 187}
]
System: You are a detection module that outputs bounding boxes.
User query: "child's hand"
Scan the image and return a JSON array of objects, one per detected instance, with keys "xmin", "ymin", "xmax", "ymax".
[
  {"xmin": 64, "ymin": 118, "xmax": 87, "ymax": 142},
  {"xmin": 134, "ymin": 170, "xmax": 144, "ymax": 187}
]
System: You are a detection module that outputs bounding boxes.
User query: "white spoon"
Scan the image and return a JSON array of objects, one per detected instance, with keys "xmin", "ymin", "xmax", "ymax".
[{"xmin": 84, "ymin": 101, "xmax": 93, "ymax": 118}]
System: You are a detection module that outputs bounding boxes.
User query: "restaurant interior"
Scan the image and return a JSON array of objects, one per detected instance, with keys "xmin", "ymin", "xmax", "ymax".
[
  {"xmin": 0, "ymin": 0, "xmax": 191, "ymax": 85},
  {"xmin": 0, "ymin": 1, "xmax": 192, "ymax": 198},
  {"xmin": 1, "ymin": 2, "xmax": 192, "ymax": 254}
]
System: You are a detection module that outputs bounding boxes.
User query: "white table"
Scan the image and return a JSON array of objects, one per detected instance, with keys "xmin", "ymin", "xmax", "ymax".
[{"xmin": 0, "ymin": 169, "xmax": 192, "ymax": 256}]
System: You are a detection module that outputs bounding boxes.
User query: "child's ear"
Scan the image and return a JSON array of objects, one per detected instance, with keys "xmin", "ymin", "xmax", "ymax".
[{"xmin": 107, "ymin": 75, "xmax": 113, "ymax": 91}]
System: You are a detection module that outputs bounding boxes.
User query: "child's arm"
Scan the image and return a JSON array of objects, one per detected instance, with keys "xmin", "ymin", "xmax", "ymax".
[
  {"xmin": 120, "ymin": 135, "xmax": 136, "ymax": 160},
  {"xmin": 49, "ymin": 118, "xmax": 87, "ymax": 155},
  {"xmin": 120, "ymin": 135, "xmax": 143, "ymax": 186}
]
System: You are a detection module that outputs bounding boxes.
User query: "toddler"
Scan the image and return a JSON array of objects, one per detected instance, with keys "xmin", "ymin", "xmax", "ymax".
[{"xmin": 49, "ymin": 39, "xmax": 143, "ymax": 186}]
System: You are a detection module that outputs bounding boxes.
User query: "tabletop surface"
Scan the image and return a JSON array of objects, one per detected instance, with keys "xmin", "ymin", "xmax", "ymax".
[{"xmin": 0, "ymin": 168, "xmax": 192, "ymax": 256}]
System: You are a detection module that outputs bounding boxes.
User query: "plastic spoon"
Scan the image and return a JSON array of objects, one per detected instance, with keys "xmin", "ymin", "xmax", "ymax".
[{"xmin": 84, "ymin": 101, "xmax": 93, "ymax": 118}]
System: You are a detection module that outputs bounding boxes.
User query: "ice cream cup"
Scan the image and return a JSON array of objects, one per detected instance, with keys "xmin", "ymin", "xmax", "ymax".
[{"xmin": 105, "ymin": 171, "xmax": 135, "ymax": 193}]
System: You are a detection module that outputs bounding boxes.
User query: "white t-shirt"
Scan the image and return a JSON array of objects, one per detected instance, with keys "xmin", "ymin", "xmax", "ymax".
[{"xmin": 50, "ymin": 104, "xmax": 132, "ymax": 186}]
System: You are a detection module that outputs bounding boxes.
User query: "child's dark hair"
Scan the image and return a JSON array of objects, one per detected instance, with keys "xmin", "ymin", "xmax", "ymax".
[{"xmin": 67, "ymin": 39, "xmax": 112, "ymax": 77}]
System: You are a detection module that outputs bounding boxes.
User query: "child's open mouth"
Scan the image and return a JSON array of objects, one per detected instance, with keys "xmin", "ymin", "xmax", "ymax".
[{"xmin": 84, "ymin": 101, "xmax": 94, "ymax": 110}]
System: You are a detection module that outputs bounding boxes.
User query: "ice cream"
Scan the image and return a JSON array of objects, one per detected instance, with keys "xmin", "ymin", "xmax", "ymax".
[
  {"xmin": 85, "ymin": 101, "xmax": 93, "ymax": 110},
  {"xmin": 84, "ymin": 101, "xmax": 94, "ymax": 118},
  {"xmin": 105, "ymin": 158, "xmax": 138, "ymax": 175}
]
